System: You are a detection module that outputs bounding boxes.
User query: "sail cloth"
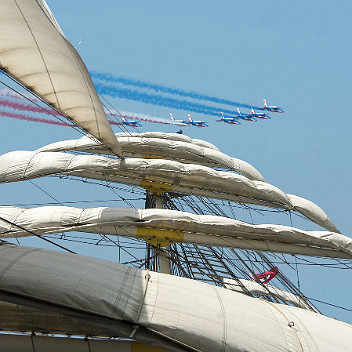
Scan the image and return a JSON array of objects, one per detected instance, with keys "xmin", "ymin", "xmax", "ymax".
[
  {"xmin": 0, "ymin": 243, "xmax": 351, "ymax": 352},
  {"xmin": 37, "ymin": 132, "xmax": 220, "ymax": 154},
  {"xmin": 113, "ymin": 132, "xmax": 221, "ymax": 151},
  {"xmin": 0, "ymin": 150, "xmax": 339, "ymax": 232},
  {"xmin": 287, "ymin": 194, "xmax": 340, "ymax": 233},
  {"xmin": 0, "ymin": 0, "xmax": 123, "ymax": 157},
  {"xmin": 0, "ymin": 206, "xmax": 351, "ymax": 259},
  {"xmin": 37, "ymin": 134, "xmax": 266, "ymax": 181}
]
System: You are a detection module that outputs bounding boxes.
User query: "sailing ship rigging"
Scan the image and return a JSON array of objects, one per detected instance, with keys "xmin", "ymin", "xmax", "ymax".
[{"xmin": 0, "ymin": 1, "xmax": 351, "ymax": 351}]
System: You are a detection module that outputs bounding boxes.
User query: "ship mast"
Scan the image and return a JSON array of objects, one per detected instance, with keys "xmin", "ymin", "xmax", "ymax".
[{"xmin": 145, "ymin": 192, "xmax": 171, "ymax": 274}]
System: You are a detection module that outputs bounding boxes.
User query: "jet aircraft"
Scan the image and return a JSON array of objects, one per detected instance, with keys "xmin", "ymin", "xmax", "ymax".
[
  {"xmin": 263, "ymin": 99, "xmax": 284, "ymax": 113},
  {"xmin": 187, "ymin": 114, "xmax": 208, "ymax": 127},
  {"xmin": 249, "ymin": 108, "xmax": 270, "ymax": 119},
  {"xmin": 236, "ymin": 108, "xmax": 256, "ymax": 122},
  {"xmin": 121, "ymin": 116, "xmax": 142, "ymax": 127},
  {"xmin": 170, "ymin": 113, "xmax": 189, "ymax": 126},
  {"xmin": 217, "ymin": 112, "xmax": 241, "ymax": 125}
]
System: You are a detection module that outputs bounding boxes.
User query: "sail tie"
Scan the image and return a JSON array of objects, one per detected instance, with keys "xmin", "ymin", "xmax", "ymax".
[
  {"xmin": 129, "ymin": 271, "xmax": 151, "ymax": 339},
  {"xmin": 252, "ymin": 266, "xmax": 278, "ymax": 284}
]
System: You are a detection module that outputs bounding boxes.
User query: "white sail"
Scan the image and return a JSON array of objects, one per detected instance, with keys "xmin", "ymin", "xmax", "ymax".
[
  {"xmin": 287, "ymin": 194, "xmax": 340, "ymax": 233},
  {"xmin": 0, "ymin": 243, "xmax": 351, "ymax": 352},
  {"xmin": 113, "ymin": 131, "xmax": 221, "ymax": 151},
  {"xmin": 37, "ymin": 134, "xmax": 266, "ymax": 181},
  {"xmin": 0, "ymin": 150, "xmax": 340, "ymax": 231},
  {"xmin": 1, "ymin": 206, "xmax": 351, "ymax": 259},
  {"xmin": 0, "ymin": 0, "xmax": 122, "ymax": 157}
]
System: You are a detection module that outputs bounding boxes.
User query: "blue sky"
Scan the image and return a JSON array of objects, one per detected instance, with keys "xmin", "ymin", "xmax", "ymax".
[{"xmin": 1, "ymin": 0, "xmax": 351, "ymax": 323}]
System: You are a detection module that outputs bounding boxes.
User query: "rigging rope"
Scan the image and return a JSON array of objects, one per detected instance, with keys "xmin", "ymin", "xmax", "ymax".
[
  {"xmin": 0, "ymin": 73, "xmax": 85, "ymax": 136},
  {"xmin": 0, "ymin": 216, "xmax": 75, "ymax": 254}
]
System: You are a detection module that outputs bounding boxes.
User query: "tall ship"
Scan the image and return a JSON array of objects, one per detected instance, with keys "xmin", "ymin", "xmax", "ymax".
[{"xmin": 0, "ymin": 1, "xmax": 351, "ymax": 351}]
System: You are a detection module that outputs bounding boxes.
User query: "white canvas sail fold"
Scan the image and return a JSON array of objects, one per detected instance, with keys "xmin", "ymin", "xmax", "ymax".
[
  {"xmin": 0, "ymin": 243, "xmax": 351, "ymax": 352},
  {"xmin": 0, "ymin": 150, "xmax": 292, "ymax": 208},
  {"xmin": 287, "ymin": 194, "xmax": 340, "ymax": 233},
  {"xmin": 1, "ymin": 206, "xmax": 351, "ymax": 259},
  {"xmin": 0, "ymin": 0, "xmax": 122, "ymax": 157},
  {"xmin": 111, "ymin": 132, "xmax": 221, "ymax": 151},
  {"xmin": 37, "ymin": 135, "xmax": 266, "ymax": 181}
]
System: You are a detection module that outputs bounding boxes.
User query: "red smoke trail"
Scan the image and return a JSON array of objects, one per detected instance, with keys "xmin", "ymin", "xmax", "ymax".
[
  {"xmin": 108, "ymin": 120, "xmax": 122, "ymax": 125},
  {"xmin": 0, "ymin": 110, "xmax": 72, "ymax": 126},
  {"xmin": 0, "ymin": 97, "xmax": 170, "ymax": 126},
  {"xmin": 0, "ymin": 98, "xmax": 59, "ymax": 116}
]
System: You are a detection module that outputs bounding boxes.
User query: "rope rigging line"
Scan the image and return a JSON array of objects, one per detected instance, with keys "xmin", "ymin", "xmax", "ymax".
[
  {"xmin": 295, "ymin": 255, "xmax": 301, "ymax": 290},
  {"xmin": 307, "ymin": 297, "xmax": 352, "ymax": 313},
  {"xmin": 0, "ymin": 215, "xmax": 76, "ymax": 254},
  {"xmin": 29, "ymin": 180, "xmax": 64, "ymax": 206},
  {"xmin": 3, "ymin": 197, "xmax": 145, "ymax": 207},
  {"xmin": 99, "ymin": 95, "xmax": 132, "ymax": 135},
  {"xmin": 54, "ymin": 175, "xmax": 146, "ymax": 196},
  {"xmin": 0, "ymin": 72, "xmax": 86, "ymax": 136}
]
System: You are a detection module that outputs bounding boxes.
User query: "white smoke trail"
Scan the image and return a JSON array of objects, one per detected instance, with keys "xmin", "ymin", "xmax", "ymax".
[{"xmin": 105, "ymin": 108, "xmax": 171, "ymax": 125}]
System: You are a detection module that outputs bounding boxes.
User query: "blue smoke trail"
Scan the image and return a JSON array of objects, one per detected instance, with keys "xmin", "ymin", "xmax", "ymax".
[
  {"xmin": 94, "ymin": 82, "xmax": 237, "ymax": 117},
  {"xmin": 91, "ymin": 71, "xmax": 258, "ymax": 109}
]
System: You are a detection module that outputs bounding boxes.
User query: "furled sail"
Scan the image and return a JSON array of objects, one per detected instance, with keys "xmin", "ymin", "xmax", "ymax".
[
  {"xmin": 0, "ymin": 0, "xmax": 122, "ymax": 157},
  {"xmin": 37, "ymin": 134, "xmax": 266, "ymax": 181},
  {"xmin": 1, "ymin": 206, "xmax": 351, "ymax": 259},
  {"xmin": 0, "ymin": 243, "xmax": 351, "ymax": 352},
  {"xmin": 287, "ymin": 194, "xmax": 340, "ymax": 233},
  {"xmin": 0, "ymin": 150, "xmax": 292, "ymax": 208},
  {"xmin": 0, "ymin": 150, "xmax": 340, "ymax": 231},
  {"xmin": 115, "ymin": 131, "xmax": 221, "ymax": 151}
]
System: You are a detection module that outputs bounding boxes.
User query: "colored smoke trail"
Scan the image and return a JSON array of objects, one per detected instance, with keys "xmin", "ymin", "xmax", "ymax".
[
  {"xmin": 0, "ymin": 98, "xmax": 59, "ymax": 116},
  {"xmin": 94, "ymin": 82, "xmax": 235, "ymax": 117},
  {"xmin": 0, "ymin": 110, "xmax": 168, "ymax": 127},
  {"xmin": 91, "ymin": 71, "xmax": 257, "ymax": 109},
  {"xmin": 0, "ymin": 110, "xmax": 72, "ymax": 126},
  {"xmin": 0, "ymin": 97, "xmax": 171, "ymax": 127},
  {"xmin": 107, "ymin": 109, "xmax": 171, "ymax": 125}
]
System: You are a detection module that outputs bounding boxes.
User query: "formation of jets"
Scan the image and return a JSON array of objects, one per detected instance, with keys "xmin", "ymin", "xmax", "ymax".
[
  {"xmin": 170, "ymin": 100, "xmax": 283, "ymax": 128},
  {"xmin": 120, "ymin": 100, "xmax": 283, "ymax": 129}
]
